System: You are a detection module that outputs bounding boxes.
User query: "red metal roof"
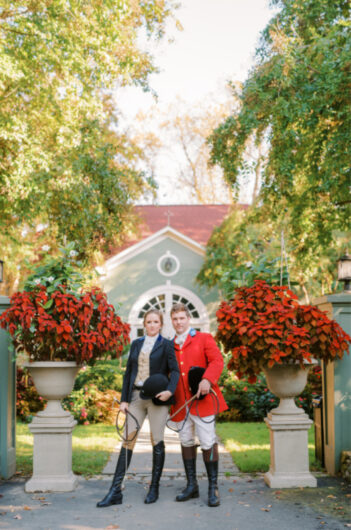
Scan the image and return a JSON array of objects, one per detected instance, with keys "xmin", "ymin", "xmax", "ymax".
[{"xmin": 111, "ymin": 204, "xmax": 248, "ymax": 255}]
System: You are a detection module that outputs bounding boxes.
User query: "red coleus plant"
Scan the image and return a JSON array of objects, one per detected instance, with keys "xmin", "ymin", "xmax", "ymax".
[
  {"xmin": 0, "ymin": 286, "xmax": 130, "ymax": 364},
  {"xmin": 216, "ymin": 280, "xmax": 350, "ymax": 383}
]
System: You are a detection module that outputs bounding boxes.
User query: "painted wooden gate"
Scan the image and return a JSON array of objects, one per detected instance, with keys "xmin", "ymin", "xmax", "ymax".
[
  {"xmin": 0, "ymin": 296, "xmax": 16, "ymax": 479},
  {"xmin": 315, "ymin": 292, "xmax": 351, "ymax": 474}
]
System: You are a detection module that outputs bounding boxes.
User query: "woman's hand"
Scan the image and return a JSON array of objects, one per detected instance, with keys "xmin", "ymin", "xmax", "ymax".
[
  {"xmin": 119, "ymin": 401, "xmax": 129, "ymax": 413},
  {"xmin": 155, "ymin": 390, "xmax": 172, "ymax": 401}
]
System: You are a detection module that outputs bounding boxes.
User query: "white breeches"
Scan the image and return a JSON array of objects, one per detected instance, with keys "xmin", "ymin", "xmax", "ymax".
[{"xmin": 176, "ymin": 413, "xmax": 216, "ymax": 450}]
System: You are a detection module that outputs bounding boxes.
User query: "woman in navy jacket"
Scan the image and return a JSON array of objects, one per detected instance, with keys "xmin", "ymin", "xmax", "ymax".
[{"xmin": 97, "ymin": 309, "xmax": 179, "ymax": 508}]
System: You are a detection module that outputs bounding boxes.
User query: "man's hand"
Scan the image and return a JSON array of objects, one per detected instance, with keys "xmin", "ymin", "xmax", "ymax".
[
  {"xmin": 119, "ymin": 401, "xmax": 129, "ymax": 413},
  {"xmin": 155, "ymin": 390, "xmax": 172, "ymax": 401},
  {"xmin": 197, "ymin": 378, "xmax": 211, "ymax": 398}
]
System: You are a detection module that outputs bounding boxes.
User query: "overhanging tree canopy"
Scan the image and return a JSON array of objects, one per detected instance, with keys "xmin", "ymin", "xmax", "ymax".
[
  {"xmin": 200, "ymin": 0, "xmax": 350, "ymax": 298},
  {"xmin": 0, "ymin": 0, "xmax": 177, "ymax": 292},
  {"xmin": 209, "ymin": 0, "xmax": 350, "ymax": 261}
]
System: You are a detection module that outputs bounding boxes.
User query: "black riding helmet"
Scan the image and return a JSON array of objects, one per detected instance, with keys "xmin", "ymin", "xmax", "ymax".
[
  {"xmin": 188, "ymin": 366, "xmax": 206, "ymax": 400},
  {"xmin": 140, "ymin": 374, "xmax": 174, "ymax": 406}
]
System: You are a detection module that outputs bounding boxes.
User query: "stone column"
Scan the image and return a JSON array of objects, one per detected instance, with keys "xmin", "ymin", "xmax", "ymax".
[
  {"xmin": 25, "ymin": 406, "xmax": 78, "ymax": 492},
  {"xmin": 264, "ymin": 410, "xmax": 317, "ymax": 488}
]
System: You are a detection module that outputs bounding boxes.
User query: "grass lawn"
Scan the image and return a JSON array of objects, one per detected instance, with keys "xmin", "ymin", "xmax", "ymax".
[
  {"xmin": 217, "ymin": 422, "xmax": 322, "ymax": 473},
  {"xmin": 16, "ymin": 422, "xmax": 119, "ymax": 477}
]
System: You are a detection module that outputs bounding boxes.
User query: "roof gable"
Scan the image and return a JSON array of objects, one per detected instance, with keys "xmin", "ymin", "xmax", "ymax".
[
  {"xmin": 133, "ymin": 204, "xmax": 233, "ymax": 246},
  {"xmin": 108, "ymin": 204, "xmax": 247, "ymax": 255},
  {"xmin": 98, "ymin": 226, "xmax": 205, "ymax": 276},
  {"xmin": 100, "ymin": 204, "xmax": 249, "ymax": 275}
]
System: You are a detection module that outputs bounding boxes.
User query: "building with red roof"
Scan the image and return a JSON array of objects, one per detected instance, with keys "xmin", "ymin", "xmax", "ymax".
[{"xmin": 100, "ymin": 204, "xmax": 244, "ymax": 338}]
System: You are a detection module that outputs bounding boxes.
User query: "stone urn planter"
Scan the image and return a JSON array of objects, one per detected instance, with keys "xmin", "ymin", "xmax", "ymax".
[
  {"xmin": 0, "ymin": 249, "xmax": 131, "ymax": 492},
  {"xmin": 262, "ymin": 361, "xmax": 318, "ymax": 488},
  {"xmin": 216, "ymin": 280, "xmax": 350, "ymax": 488},
  {"xmin": 24, "ymin": 362, "xmax": 80, "ymax": 493},
  {"xmin": 263, "ymin": 361, "xmax": 317, "ymax": 416}
]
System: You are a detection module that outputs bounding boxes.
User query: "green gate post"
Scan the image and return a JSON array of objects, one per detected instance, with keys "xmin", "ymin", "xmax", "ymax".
[
  {"xmin": 315, "ymin": 292, "xmax": 351, "ymax": 475},
  {"xmin": 0, "ymin": 296, "xmax": 16, "ymax": 479}
]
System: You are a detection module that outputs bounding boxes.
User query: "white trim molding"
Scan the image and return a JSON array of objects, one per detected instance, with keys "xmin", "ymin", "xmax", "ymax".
[
  {"xmin": 96, "ymin": 226, "xmax": 205, "ymax": 277},
  {"xmin": 128, "ymin": 283, "xmax": 210, "ymax": 340}
]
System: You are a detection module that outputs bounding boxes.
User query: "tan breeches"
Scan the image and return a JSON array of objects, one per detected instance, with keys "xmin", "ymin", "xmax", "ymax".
[{"xmin": 122, "ymin": 390, "xmax": 169, "ymax": 450}]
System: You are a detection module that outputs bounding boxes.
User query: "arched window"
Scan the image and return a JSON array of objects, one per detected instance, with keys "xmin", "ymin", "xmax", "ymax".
[{"xmin": 129, "ymin": 285, "xmax": 209, "ymax": 340}]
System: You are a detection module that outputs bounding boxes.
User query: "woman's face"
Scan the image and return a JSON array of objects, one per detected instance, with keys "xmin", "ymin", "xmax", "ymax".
[{"xmin": 144, "ymin": 312, "xmax": 162, "ymax": 337}]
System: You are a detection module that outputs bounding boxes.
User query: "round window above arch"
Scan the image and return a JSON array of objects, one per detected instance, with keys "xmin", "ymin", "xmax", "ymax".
[
  {"xmin": 157, "ymin": 251, "xmax": 180, "ymax": 277},
  {"xmin": 129, "ymin": 285, "xmax": 209, "ymax": 340}
]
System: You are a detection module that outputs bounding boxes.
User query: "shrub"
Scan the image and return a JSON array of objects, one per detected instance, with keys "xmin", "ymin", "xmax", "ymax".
[
  {"xmin": 62, "ymin": 361, "xmax": 124, "ymax": 424},
  {"xmin": 16, "ymin": 367, "xmax": 45, "ymax": 422},
  {"xmin": 62, "ymin": 385, "xmax": 121, "ymax": 425},
  {"xmin": 73, "ymin": 362, "xmax": 124, "ymax": 393},
  {"xmin": 296, "ymin": 364, "xmax": 323, "ymax": 417}
]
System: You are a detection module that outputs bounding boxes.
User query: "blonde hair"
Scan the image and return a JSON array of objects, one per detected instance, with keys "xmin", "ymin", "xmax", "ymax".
[{"xmin": 143, "ymin": 309, "xmax": 164, "ymax": 327}]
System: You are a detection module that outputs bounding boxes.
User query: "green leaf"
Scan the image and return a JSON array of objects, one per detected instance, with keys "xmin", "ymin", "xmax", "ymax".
[{"xmin": 43, "ymin": 298, "xmax": 54, "ymax": 309}]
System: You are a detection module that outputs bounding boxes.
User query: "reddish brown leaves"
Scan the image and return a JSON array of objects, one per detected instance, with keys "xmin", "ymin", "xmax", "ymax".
[
  {"xmin": 216, "ymin": 280, "xmax": 351, "ymax": 380},
  {"xmin": 0, "ymin": 286, "xmax": 130, "ymax": 364}
]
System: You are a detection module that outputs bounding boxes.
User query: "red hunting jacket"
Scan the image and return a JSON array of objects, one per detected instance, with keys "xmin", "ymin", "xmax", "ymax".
[{"xmin": 170, "ymin": 330, "xmax": 228, "ymax": 422}]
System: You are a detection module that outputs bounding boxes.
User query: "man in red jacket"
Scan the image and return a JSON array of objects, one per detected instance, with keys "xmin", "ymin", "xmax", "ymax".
[{"xmin": 170, "ymin": 303, "xmax": 228, "ymax": 507}]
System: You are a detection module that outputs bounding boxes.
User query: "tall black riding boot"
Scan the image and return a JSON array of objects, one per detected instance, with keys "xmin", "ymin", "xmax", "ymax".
[
  {"xmin": 175, "ymin": 445, "xmax": 199, "ymax": 502},
  {"xmin": 203, "ymin": 444, "xmax": 220, "ymax": 507},
  {"xmin": 96, "ymin": 447, "xmax": 133, "ymax": 507},
  {"xmin": 144, "ymin": 441, "xmax": 165, "ymax": 504}
]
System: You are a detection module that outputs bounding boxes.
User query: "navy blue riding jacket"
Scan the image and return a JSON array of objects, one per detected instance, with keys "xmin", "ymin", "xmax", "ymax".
[{"xmin": 120, "ymin": 335, "xmax": 180, "ymax": 404}]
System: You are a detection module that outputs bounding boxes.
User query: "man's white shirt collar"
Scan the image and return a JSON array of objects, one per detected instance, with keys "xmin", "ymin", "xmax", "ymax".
[{"xmin": 175, "ymin": 327, "xmax": 191, "ymax": 346}]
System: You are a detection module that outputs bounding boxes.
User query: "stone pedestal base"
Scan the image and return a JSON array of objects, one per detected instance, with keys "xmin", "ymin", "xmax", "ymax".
[
  {"xmin": 25, "ymin": 409, "xmax": 78, "ymax": 493},
  {"xmin": 264, "ymin": 410, "xmax": 317, "ymax": 489},
  {"xmin": 264, "ymin": 470, "xmax": 317, "ymax": 488},
  {"xmin": 25, "ymin": 472, "xmax": 78, "ymax": 493}
]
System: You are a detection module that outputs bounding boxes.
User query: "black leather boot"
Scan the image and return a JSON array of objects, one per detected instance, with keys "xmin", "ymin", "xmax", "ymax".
[
  {"xmin": 203, "ymin": 444, "xmax": 220, "ymax": 508},
  {"xmin": 96, "ymin": 447, "xmax": 133, "ymax": 507},
  {"xmin": 175, "ymin": 446, "xmax": 199, "ymax": 502},
  {"xmin": 204, "ymin": 460, "xmax": 220, "ymax": 506},
  {"xmin": 144, "ymin": 441, "xmax": 165, "ymax": 504}
]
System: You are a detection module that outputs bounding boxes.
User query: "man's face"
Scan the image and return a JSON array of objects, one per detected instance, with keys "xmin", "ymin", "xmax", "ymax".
[{"xmin": 171, "ymin": 311, "xmax": 191, "ymax": 335}]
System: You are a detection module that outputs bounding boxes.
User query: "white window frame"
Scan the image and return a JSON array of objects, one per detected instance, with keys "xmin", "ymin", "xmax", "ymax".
[{"xmin": 128, "ymin": 284, "xmax": 210, "ymax": 340}]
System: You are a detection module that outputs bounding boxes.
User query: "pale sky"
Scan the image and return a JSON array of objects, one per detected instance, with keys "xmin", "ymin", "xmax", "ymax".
[{"xmin": 114, "ymin": 0, "xmax": 276, "ymax": 203}]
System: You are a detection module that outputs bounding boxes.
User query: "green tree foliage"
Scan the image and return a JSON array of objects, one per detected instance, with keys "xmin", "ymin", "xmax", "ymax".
[
  {"xmin": 198, "ymin": 204, "xmax": 349, "ymax": 301},
  {"xmin": 200, "ymin": 0, "xmax": 350, "ymax": 299},
  {"xmin": 0, "ymin": 0, "xmax": 177, "ymax": 293},
  {"xmin": 197, "ymin": 207, "xmax": 283, "ymax": 297}
]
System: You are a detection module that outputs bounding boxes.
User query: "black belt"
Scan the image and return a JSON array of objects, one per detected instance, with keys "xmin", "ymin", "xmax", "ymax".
[{"xmin": 133, "ymin": 384, "xmax": 143, "ymax": 390}]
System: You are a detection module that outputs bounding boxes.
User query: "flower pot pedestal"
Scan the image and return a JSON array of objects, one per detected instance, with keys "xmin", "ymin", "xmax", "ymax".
[
  {"xmin": 264, "ymin": 413, "xmax": 316, "ymax": 488},
  {"xmin": 263, "ymin": 363, "xmax": 317, "ymax": 488},
  {"xmin": 24, "ymin": 362, "xmax": 79, "ymax": 493}
]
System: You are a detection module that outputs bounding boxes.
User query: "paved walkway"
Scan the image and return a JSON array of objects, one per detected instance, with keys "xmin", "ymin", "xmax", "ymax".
[{"xmin": 0, "ymin": 421, "xmax": 350, "ymax": 530}]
